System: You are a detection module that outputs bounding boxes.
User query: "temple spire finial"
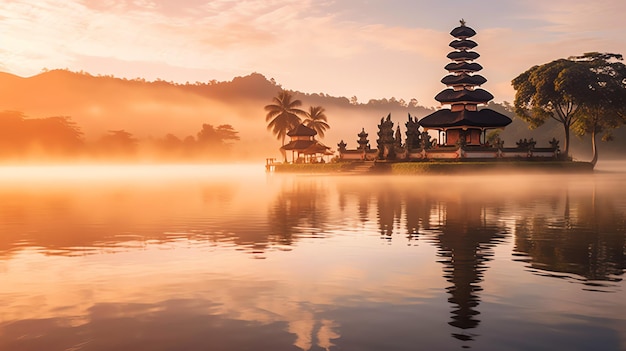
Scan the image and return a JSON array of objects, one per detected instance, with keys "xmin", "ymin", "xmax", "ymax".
[{"xmin": 460, "ymin": 18, "xmax": 466, "ymax": 26}]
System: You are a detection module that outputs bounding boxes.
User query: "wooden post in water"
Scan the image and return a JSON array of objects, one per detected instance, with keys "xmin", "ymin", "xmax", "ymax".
[{"xmin": 265, "ymin": 158, "xmax": 276, "ymax": 172}]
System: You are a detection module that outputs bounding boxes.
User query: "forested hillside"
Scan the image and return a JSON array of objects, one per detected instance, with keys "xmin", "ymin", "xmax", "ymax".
[{"xmin": 0, "ymin": 69, "xmax": 620, "ymax": 162}]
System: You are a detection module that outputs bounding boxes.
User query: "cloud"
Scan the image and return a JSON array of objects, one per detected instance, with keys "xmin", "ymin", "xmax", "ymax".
[
  {"xmin": 0, "ymin": 0, "xmax": 444, "ymax": 69},
  {"xmin": 518, "ymin": 0, "xmax": 626, "ymax": 34},
  {"xmin": 1, "ymin": 0, "xmax": 625, "ymax": 103}
]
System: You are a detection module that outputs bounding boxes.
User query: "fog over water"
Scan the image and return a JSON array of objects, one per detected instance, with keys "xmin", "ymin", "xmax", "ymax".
[{"xmin": 0, "ymin": 161, "xmax": 625, "ymax": 350}]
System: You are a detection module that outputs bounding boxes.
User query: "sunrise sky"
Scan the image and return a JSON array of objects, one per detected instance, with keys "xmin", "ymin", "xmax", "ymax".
[{"xmin": 1, "ymin": 0, "xmax": 625, "ymax": 106}]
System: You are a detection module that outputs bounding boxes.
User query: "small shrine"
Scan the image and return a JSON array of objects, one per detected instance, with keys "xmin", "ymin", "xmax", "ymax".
[
  {"xmin": 419, "ymin": 19, "xmax": 512, "ymax": 146},
  {"xmin": 281, "ymin": 124, "xmax": 332, "ymax": 163},
  {"xmin": 337, "ymin": 128, "xmax": 378, "ymax": 161}
]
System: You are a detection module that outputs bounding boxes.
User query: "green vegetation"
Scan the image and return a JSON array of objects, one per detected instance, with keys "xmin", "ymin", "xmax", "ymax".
[
  {"xmin": 569, "ymin": 53, "xmax": 626, "ymax": 166},
  {"xmin": 389, "ymin": 161, "xmax": 594, "ymax": 174},
  {"xmin": 272, "ymin": 160, "xmax": 594, "ymax": 174},
  {"xmin": 303, "ymin": 106, "xmax": 330, "ymax": 137},
  {"xmin": 265, "ymin": 91, "xmax": 332, "ymax": 142},
  {"xmin": 512, "ymin": 59, "xmax": 581, "ymax": 158},
  {"xmin": 264, "ymin": 91, "xmax": 306, "ymax": 146},
  {"xmin": 273, "ymin": 162, "xmax": 350, "ymax": 173},
  {"xmin": 512, "ymin": 52, "xmax": 626, "ymax": 164},
  {"xmin": 0, "ymin": 110, "xmax": 241, "ymax": 162}
]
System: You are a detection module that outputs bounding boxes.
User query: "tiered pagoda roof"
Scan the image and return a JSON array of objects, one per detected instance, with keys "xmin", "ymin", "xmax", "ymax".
[
  {"xmin": 449, "ymin": 39, "xmax": 477, "ymax": 50},
  {"xmin": 447, "ymin": 51, "xmax": 480, "ymax": 61},
  {"xmin": 441, "ymin": 73, "xmax": 487, "ymax": 87},
  {"xmin": 434, "ymin": 89, "xmax": 494, "ymax": 104},
  {"xmin": 420, "ymin": 20, "xmax": 511, "ymax": 129}
]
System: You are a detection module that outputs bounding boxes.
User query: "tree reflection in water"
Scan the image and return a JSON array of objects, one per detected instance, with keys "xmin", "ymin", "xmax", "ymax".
[
  {"xmin": 2, "ymin": 168, "xmax": 626, "ymax": 351},
  {"xmin": 514, "ymin": 187, "xmax": 626, "ymax": 290},
  {"xmin": 0, "ymin": 180, "xmax": 274, "ymax": 258},
  {"xmin": 268, "ymin": 178, "xmax": 331, "ymax": 245}
]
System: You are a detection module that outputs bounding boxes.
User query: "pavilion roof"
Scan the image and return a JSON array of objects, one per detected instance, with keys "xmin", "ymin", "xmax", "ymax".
[
  {"xmin": 281, "ymin": 139, "xmax": 316, "ymax": 151},
  {"xmin": 419, "ymin": 108, "xmax": 512, "ymax": 129},
  {"xmin": 303, "ymin": 142, "xmax": 333, "ymax": 155},
  {"xmin": 281, "ymin": 140, "xmax": 332, "ymax": 154},
  {"xmin": 287, "ymin": 124, "xmax": 317, "ymax": 137}
]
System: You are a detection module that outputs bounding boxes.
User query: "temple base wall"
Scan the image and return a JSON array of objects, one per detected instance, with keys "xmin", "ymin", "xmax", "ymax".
[{"xmin": 338, "ymin": 146, "xmax": 558, "ymax": 161}]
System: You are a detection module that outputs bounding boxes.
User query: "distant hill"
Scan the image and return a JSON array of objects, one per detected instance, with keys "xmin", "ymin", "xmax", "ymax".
[
  {"xmin": 0, "ymin": 69, "xmax": 621, "ymax": 161},
  {"xmin": 0, "ymin": 69, "xmax": 434, "ymax": 160}
]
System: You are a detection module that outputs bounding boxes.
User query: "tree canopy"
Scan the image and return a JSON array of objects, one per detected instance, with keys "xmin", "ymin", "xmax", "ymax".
[
  {"xmin": 512, "ymin": 53, "xmax": 626, "ymax": 162},
  {"xmin": 0, "ymin": 111, "xmax": 84, "ymax": 158},
  {"xmin": 303, "ymin": 106, "xmax": 330, "ymax": 138},
  {"xmin": 264, "ymin": 91, "xmax": 305, "ymax": 146},
  {"xmin": 512, "ymin": 59, "xmax": 581, "ymax": 158},
  {"xmin": 568, "ymin": 53, "xmax": 626, "ymax": 165},
  {"xmin": 0, "ymin": 110, "xmax": 244, "ymax": 162},
  {"xmin": 197, "ymin": 124, "xmax": 240, "ymax": 146}
]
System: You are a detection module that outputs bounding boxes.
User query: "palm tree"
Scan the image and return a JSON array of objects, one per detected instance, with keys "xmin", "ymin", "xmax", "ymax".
[
  {"xmin": 265, "ymin": 91, "xmax": 306, "ymax": 146},
  {"xmin": 304, "ymin": 106, "xmax": 330, "ymax": 138}
]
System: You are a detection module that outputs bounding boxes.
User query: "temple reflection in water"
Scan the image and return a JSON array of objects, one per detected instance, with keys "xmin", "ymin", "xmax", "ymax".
[
  {"xmin": 1, "ymin": 165, "xmax": 626, "ymax": 350},
  {"xmin": 339, "ymin": 179, "xmax": 508, "ymax": 346},
  {"xmin": 429, "ymin": 197, "xmax": 506, "ymax": 341},
  {"xmin": 335, "ymin": 173, "xmax": 626, "ymax": 348}
]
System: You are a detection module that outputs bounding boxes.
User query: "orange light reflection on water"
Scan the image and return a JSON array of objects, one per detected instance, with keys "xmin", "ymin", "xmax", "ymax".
[{"xmin": 1, "ymin": 164, "xmax": 626, "ymax": 350}]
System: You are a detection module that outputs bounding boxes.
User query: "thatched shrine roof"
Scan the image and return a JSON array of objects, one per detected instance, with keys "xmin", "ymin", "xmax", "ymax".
[
  {"xmin": 287, "ymin": 124, "xmax": 317, "ymax": 137},
  {"xmin": 419, "ymin": 108, "xmax": 512, "ymax": 129}
]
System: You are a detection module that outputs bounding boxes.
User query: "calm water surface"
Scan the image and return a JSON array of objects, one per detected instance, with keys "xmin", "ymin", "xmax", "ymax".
[{"xmin": 0, "ymin": 163, "xmax": 625, "ymax": 351}]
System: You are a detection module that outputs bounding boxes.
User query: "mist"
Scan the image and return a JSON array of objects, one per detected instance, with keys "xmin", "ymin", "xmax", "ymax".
[{"xmin": 1, "ymin": 69, "xmax": 624, "ymax": 164}]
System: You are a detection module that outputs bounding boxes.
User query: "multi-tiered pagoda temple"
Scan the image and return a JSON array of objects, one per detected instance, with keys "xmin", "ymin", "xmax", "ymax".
[
  {"xmin": 334, "ymin": 20, "xmax": 562, "ymax": 164},
  {"xmin": 420, "ymin": 20, "xmax": 511, "ymax": 146}
]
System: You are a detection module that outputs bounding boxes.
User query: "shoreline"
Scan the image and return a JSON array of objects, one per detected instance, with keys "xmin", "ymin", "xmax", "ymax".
[{"xmin": 272, "ymin": 160, "xmax": 595, "ymax": 174}]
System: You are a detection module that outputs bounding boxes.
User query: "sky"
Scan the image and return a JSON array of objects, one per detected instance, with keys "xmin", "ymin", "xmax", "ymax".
[{"xmin": 1, "ymin": 0, "xmax": 625, "ymax": 106}]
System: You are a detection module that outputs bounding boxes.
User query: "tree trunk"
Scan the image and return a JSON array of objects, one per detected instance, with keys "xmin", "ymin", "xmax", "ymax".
[
  {"xmin": 562, "ymin": 123, "xmax": 570, "ymax": 160},
  {"xmin": 590, "ymin": 129, "xmax": 598, "ymax": 168},
  {"xmin": 280, "ymin": 135, "xmax": 287, "ymax": 162}
]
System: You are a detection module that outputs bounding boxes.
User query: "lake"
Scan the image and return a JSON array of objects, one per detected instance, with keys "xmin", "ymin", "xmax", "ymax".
[{"xmin": 0, "ymin": 162, "xmax": 625, "ymax": 351}]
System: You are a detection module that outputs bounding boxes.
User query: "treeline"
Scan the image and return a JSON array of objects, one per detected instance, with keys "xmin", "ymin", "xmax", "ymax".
[
  {"xmin": 0, "ymin": 111, "xmax": 239, "ymax": 162},
  {"xmin": 37, "ymin": 69, "xmax": 435, "ymax": 110}
]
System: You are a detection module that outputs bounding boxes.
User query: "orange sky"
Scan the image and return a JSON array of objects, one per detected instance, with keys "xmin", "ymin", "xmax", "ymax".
[{"xmin": 1, "ymin": 0, "xmax": 625, "ymax": 106}]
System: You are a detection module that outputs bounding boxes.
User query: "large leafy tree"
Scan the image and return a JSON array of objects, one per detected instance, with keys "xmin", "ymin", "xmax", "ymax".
[
  {"xmin": 512, "ymin": 59, "xmax": 582, "ymax": 158},
  {"xmin": 265, "ymin": 91, "xmax": 305, "ymax": 146},
  {"xmin": 303, "ymin": 106, "xmax": 330, "ymax": 138},
  {"xmin": 0, "ymin": 111, "xmax": 84, "ymax": 158},
  {"xmin": 567, "ymin": 53, "xmax": 626, "ymax": 166}
]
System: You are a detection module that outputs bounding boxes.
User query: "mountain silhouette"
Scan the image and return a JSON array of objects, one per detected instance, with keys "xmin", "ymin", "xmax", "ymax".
[{"xmin": 0, "ymin": 69, "xmax": 620, "ymax": 161}]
